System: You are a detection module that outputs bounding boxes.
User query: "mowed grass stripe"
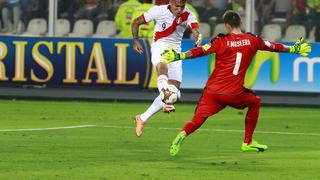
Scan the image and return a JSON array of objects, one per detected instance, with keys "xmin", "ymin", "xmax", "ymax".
[{"xmin": 0, "ymin": 125, "xmax": 96, "ymax": 132}]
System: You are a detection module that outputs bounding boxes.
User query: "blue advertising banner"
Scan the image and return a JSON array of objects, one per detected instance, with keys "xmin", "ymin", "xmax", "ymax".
[
  {"xmin": 0, "ymin": 36, "xmax": 152, "ymax": 88},
  {"xmin": 0, "ymin": 36, "xmax": 319, "ymax": 93},
  {"xmin": 181, "ymin": 40, "xmax": 320, "ymax": 93},
  {"xmin": 246, "ymin": 42, "xmax": 320, "ymax": 92},
  {"xmin": 181, "ymin": 39, "xmax": 210, "ymax": 89}
]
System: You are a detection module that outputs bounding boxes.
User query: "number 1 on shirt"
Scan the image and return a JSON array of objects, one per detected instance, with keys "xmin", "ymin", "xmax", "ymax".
[{"xmin": 233, "ymin": 52, "xmax": 242, "ymax": 75}]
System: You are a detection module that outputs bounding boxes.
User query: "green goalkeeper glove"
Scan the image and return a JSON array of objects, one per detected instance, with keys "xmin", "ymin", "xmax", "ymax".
[
  {"xmin": 161, "ymin": 46, "xmax": 186, "ymax": 64},
  {"xmin": 289, "ymin": 37, "xmax": 311, "ymax": 57}
]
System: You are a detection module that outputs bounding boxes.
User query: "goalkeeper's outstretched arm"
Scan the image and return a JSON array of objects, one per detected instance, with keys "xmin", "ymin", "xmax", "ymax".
[
  {"xmin": 162, "ymin": 37, "xmax": 312, "ymax": 64},
  {"xmin": 161, "ymin": 44, "xmax": 215, "ymax": 64},
  {"xmin": 258, "ymin": 37, "xmax": 311, "ymax": 57}
]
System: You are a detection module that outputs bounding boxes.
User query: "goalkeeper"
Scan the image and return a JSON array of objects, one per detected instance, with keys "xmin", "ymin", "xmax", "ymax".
[{"xmin": 161, "ymin": 10, "xmax": 311, "ymax": 156}]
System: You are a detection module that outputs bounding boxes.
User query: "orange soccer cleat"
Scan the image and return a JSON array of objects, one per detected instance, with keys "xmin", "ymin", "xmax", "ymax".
[{"xmin": 135, "ymin": 115, "xmax": 145, "ymax": 137}]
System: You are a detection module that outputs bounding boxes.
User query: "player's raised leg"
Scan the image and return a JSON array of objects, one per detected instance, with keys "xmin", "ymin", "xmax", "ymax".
[
  {"xmin": 135, "ymin": 73, "xmax": 181, "ymax": 137},
  {"xmin": 135, "ymin": 45, "xmax": 181, "ymax": 137},
  {"xmin": 131, "ymin": 0, "xmax": 201, "ymax": 137},
  {"xmin": 135, "ymin": 74, "xmax": 168, "ymax": 137},
  {"xmin": 135, "ymin": 95, "xmax": 164, "ymax": 137}
]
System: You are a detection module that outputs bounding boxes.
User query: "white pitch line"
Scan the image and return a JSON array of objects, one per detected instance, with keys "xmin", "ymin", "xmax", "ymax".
[
  {"xmin": 101, "ymin": 125, "xmax": 136, "ymax": 129},
  {"xmin": 0, "ymin": 125, "xmax": 96, "ymax": 132},
  {"xmin": 1, "ymin": 125, "xmax": 319, "ymax": 137}
]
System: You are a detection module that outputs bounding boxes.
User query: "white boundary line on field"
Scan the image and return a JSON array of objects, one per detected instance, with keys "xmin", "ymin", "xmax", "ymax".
[
  {"xmin": 0, "ymin": 125, "xmax": 96, "ymax": 132},
  {"xmin": 0, "ymin": 124, "xmax": 319, "ymax": 137}
]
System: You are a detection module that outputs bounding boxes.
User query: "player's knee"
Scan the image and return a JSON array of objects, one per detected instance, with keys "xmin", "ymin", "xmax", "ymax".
[
  {"xmin": 252, "ymin": 96, "xmax": 261, "ymax": 106},
  {"xmin": 157, "ymin": 62, "xmax": 168, "ymax": 75},
  {"xmin": 168, "ymin": 80, "xmax": 180, "ymax": 89},
  {"xmin": 247, "ymin": 96, "xmax": 261, "ymax": 108}
]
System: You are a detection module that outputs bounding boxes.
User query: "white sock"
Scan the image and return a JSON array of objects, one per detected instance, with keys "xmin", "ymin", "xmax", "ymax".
[
  {"xmin": 140, "ymin": 95, "xmax": 164, "ymax": 122},
  {"xmin": 157, "ymin": 74, "xmax": 168, "ymax": 93}
]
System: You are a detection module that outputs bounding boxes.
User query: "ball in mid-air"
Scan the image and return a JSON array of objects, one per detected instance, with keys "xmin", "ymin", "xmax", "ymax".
[{"xmin": 160, "ymin": 84, "xmax": 181, "ymax": 105}]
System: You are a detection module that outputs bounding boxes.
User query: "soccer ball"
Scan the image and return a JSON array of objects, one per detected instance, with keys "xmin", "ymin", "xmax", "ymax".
[{"xmin": 160, "ymin": 84, "xmax": 181, "ymax": 105}]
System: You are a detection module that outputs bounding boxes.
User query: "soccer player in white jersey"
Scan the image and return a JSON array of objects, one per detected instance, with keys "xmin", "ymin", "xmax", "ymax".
[{"xmin": 131, "ymin": 0, "xmax": 202, "ymax": 137}]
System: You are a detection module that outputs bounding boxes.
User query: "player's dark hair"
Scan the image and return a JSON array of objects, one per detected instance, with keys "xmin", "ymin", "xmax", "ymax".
[{"xmin": 223, "ymin": 10, "xmax": 241, "ymax": 28}]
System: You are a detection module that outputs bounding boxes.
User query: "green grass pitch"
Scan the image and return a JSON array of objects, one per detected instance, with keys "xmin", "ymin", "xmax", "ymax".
[{"xmin": 0, "ymin": 99, "xmax": 319, "ymax": 179}]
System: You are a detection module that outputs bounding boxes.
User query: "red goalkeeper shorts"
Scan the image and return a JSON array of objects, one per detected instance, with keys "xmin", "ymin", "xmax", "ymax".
[{"xmin": 194, "ymin": 88, "xmax": 261, "ymax": 118}]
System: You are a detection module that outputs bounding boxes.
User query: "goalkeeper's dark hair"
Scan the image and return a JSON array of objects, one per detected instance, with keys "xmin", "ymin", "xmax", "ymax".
[{"xmin": 223, "ymin": 10, "xmax": 241, "ymax": 28}]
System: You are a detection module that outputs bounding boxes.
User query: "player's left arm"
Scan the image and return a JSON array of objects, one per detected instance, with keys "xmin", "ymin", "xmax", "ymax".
[
  {"xmin": 161, "ymin": 41, "xmax": 217, "ymax": 64},
  {"xmin": 257, "ymin": 36, "xmax": 311, "ymax": 56},
  {"xmin": 189, "ymin": 24, "xmax": 202, "ymax": 47},
  {"xmin": 187, "ymin": 11, "xmax": 202, "ymax": 47}
]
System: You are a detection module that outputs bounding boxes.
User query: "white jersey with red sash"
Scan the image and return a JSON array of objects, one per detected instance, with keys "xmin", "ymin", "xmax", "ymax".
[
  {"xmin": 142, "ymin": 4, "xmax": 198, "ymax": 82},
  {"xmin": 142, "ymin": 4, "xmax": 198, "ymax": 47}
]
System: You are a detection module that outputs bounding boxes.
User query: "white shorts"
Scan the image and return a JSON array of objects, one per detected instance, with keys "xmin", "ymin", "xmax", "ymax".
[{"xmin": 151, "ymin": 42, "xmax": 182, "ymax": 82}]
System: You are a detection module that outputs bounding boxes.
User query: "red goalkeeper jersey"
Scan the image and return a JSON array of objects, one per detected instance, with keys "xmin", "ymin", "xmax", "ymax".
[{"xmin": 191, "ymin": 33, "xmax": 285, "ymax": 95}]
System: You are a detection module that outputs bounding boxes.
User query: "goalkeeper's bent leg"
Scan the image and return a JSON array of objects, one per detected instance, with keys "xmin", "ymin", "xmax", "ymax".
[
  {"xmin": 169, "ymin": 97, "xmax": 213, "ymax": 156},
  {"xmin": 182, "ymin": 91, "xmax": 224, "ymax": 135},
  {"xmin": 182, "ymin": 116, "xmax": 208, "ymax": 135},
  {"xmin": 170, "ymin": 107, "xmax": 218, "ymax": 156}
]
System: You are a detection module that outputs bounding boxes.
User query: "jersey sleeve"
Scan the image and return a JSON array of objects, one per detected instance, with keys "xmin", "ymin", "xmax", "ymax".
[
  {"xmin": 143, "ymin": 6, "xmax": 158, "ymax": 23},
  {"xmin": 187, "ymin": 11, "xmax": 199, "ymax": 30},
  {"xmin": 255, "ymin": 36, "xmax": 285, "ymax": 52},
  {"xmin": 189, "ymin": 38, "xmax": 220, "ymax": 57}
]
